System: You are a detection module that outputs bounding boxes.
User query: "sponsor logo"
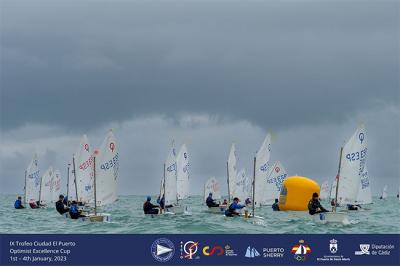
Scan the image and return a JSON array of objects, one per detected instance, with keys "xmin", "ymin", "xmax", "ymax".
[
  {"xmin": 245, "ymin": 246, "xmax": 260, "ymax": 258},
  {"xmin": 262, "ymin": 247, "xmax": 285, "ymax": 258},
  {"xmin": 180, "ymin": 241, "xmax": 200, "ymax": 260},
  {"xmin": 150, "ymin": 238, "xmax": 175, "ymax": 263},
  {"xmin": 355, "ymin": 244, "xmax": 395, "ymax": 256},
  {"xmin": 316, "ymin": 239, "xmax": 350, "ymax": 262},
  {"xmin": 202, "ymin": 246, "xmax": 224, "ymax": 256},
  {"xmin": 355, "ymin": 244, "xmax": 370, "ymax": 255},
  {"xmin": 291, "ymin": 240, "xmax": 311, "ymax": 262},
  {"xmin": 329, "ymin": 239, "xmax": 338, "ymax": 254},
  {"xmin": 225, "ymin": 245, "xmax": 238, "ymax": 256}
]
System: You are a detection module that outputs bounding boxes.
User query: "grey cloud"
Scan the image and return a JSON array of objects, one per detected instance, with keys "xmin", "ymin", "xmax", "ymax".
[{"xmin": 1, "ymin": 0, "xmax": 398, "ymax": 131}]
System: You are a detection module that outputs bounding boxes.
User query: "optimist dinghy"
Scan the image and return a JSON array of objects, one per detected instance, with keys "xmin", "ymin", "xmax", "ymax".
[{"xmin": 316, "ymin": 124, "xmax": 367, "ymax": 223}]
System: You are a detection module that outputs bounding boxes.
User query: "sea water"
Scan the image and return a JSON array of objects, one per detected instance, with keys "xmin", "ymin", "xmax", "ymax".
[{"xmin": 1, "ymin": 195, "xmax": 399, "ymax": 234}]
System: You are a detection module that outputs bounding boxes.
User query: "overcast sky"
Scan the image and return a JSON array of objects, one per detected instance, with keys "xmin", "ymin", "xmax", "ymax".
[{"xmin": 1, "ymin": 0, "xmax": 399, "ymax": 197}]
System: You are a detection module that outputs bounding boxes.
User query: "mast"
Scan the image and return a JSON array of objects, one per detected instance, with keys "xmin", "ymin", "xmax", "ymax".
[
  {"xmin": 251, "ymin": 156, "xmax": 256, "ymax": 218},
  {"xmin": 226, "ymin": 161, "xmax": 230, "ymax": 201},
  {"xmin": 24, "ymin": 170, "xmax": 27, "ymax": 204},
  {"xmin": 38, "ymin": 172, "xmax": 43, "ymax": 205},
  {"xmin": 93, "ymin": 155, "xmax": 97, "ymax": 215},
  {"xmin": 163, "ymin": 163, "xmax": 166, "ymax": 213},
  {"xmin": 334, "ymin": 146, "xmax": 343, "ymax": 213},
  {"xmin": 72, "ymin": 156, "xmax": 79, "ymax": 202},
  {"xmin": 66, "ymin": 163, "xmax": 70, "ymax": 199}
]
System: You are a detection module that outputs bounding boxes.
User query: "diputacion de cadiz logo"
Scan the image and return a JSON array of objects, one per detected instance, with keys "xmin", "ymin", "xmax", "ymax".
[{"xmin": 150, "ymin": 238, "xmax": 175, "ymax": 262}]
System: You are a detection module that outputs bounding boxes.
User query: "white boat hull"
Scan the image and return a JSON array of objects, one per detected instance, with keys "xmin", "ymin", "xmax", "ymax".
[
  {"xmin": 206, "ymin": 205, "xmax": 227, "ymax": 214},
  {"xmin": 312, "ymin": 212, "xmax": 349, "ymax": 224},
  {"xmin": 63, "ymin": 212, "xmax": 111, "ymax": 222}
]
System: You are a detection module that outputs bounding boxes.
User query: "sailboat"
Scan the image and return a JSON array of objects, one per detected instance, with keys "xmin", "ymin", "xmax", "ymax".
[
  {"xmin": 233, "ymin": 168, "xmax": 252, "ymax": 204},
  {"xmin": 38, "ymin": 166, "xmax": 54, "ymax": 206},
  {"xmin": 315, "ymin": 124, "xmax": 367, "ymax": 224},
  {"xmin": 380, "ymin": 185, "xmax": 388, "ymax": 200},
  {"xmin": 320, "ymin": 180, "xmax": 330, "ymax": 200},
  {"xmin": 24, "ymin": 154, "xmax": 40, "ymax": 207},
  {"xmin": 66, "ymin": 163, "xmax": 77, "ymax": 202},
  {"xmin": 204, "ymin": 177, "xmax": 227, "ymax": 213},
  {"xmin": 161, "ymin": 141, "xmax": 190, "ymax": 215},
  {"xmin": 176, "ymin": 144, "xmax": 190, "ymax": 201},
  {"xmin": 66, "ymin": 130, "xmax": 118, "ymax": 222},
  {"xmin": 226, "ymin": 143, "xmax": 238, "ymax": 201},
  {"xmin": 253, "ymin": 133, "xmax": 272, "ymax": 207},
  {"xmin": 264, "ymin": 161, "xmax": 287, "ymax": 204},
  {"xmin": 52, "ymin": 170, "xmax": 62, "ymax": 203}
]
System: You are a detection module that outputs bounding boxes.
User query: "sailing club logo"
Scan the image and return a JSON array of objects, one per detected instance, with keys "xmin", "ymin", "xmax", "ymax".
[
  {"xmin": 275, "ymin": 166, "xmax": 280, "ymax": 173},
  {"xmin": 355, "ymin": 244, "xmax": 370, "ymax": 255},
  {"xmin": 150, "ymin": 238, "xmax": 175, "ymax": 262},
  {"xmin": 167, "ymin": 163, "xmax": 176, "ymax": 172},
  {"xmin": 202, "ymin": 246, "xmax": 224, "ymax": 256},
  {"xmin": 109, "ymin": 142, "xmax": 115, "ymax": 152},
  {"xmin": 245, "ymin": 246, "xmax": 260, "ymax": 258},
  {"xmin": 329, "ymin": 239, "xmax": 338, "ymax": 254},
  {"xmin": 84, "ymin": 143, "xmax": 89, "ymax": 152},
  {"xmin": 291, "ymin": 240, "xmax": 311, "ymax": 261},
  {"xmin": 180, "ymin": 241, "xmax": 200, "ymax": 259},
  {"xmin": 260, "ymin": 163, "xmax": 269, "ymax": 172}
]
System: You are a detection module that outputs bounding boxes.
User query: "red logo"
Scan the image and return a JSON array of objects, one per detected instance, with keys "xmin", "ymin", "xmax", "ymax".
[
  {"xmin": 275, "ymin": 167, "xmax": 280, "ymax": 173},
  {"xmin": 84, "ymin": 144, "xmax": 89, "ymax": 152},
  {"xmin": 110, "ymin": 142, "xmax": 115, "ymax": 152}
]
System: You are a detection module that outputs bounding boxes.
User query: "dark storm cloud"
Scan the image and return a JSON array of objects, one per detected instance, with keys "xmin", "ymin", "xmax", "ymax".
[{"xmin": 1, "ymin": 0, "xmax": 398, "ymax": 131}]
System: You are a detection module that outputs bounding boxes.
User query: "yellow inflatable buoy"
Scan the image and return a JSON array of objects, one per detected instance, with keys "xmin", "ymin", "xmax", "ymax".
[{"xmin": 279, "ymin": 176, "xmax": 320, "ymax": 211}]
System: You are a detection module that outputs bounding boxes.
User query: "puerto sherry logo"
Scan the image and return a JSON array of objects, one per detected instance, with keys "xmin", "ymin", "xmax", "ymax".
[
  {"xmin": 329, "ymin": 239, "xmax": 338, "ymax": 254},
  {"xmin": 262, "ymin": 247, "xmax": 285, "ymax": 258},
  {"xmin": 291, "ymin": 240, "xmax": 311, "ymax": 262},
  {"xmin": 150, "ymin": 238, "xmax": 175, "ymax": 263},
  {"xmin": 180, "ymin": 241, "xmax": 200, "ymax": 260},
  {"xmin": 245, "ymin": 246, "xmax": 260, "ymax": 258}
]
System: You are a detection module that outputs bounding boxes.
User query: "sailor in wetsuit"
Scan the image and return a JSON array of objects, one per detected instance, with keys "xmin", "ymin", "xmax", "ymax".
[
  {"xmin": 225, "ymin": 197, "xmax": 245, "ymax": 217},
  {"xmin": 272, "ymin": 198, "xmax": 280, "ymax": 211},
  {"xmin": 206, "ymin": 193, "xmax": 219, "ymax": 207},
  {"xmin": 14, "ymin": 196, "xmax": 25, "ymax": 209},
  {"xmin": 55, "ymin": 195, "xmax": 69, "ymax": 215},
  {"xmin": 308, "ymin": 193, "xmax": 329, "ymax": 215},
  {"xmin": 143, "ymin": 196, "xmax": 160, "ymax": 215}
]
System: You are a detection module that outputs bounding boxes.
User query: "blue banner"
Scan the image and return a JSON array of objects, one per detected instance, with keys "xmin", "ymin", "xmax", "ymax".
[{"xmin": 1, "ymin": 234, "xmax": 398, "ymax": 266}]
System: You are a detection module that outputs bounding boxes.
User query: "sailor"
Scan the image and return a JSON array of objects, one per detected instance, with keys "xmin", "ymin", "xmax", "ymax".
[
  {"xmin": 308, "ymin": 192, "xmax": 329, "ymax": 215},
  {"xmin": 63, "ymin": 196, "xmax": 69, "ymax": 206},
  {"xmin": 29, "ymin": 200, "xmax": 40, "ymax": 209},
  {"xmin": 272, "ymin": 198, "xmax": 280, "ymax": 211},
  {"xmin": 245, "ymin": 198, "xmax": 252, "ymax": 207},
  {"xmin": 206, "ymin": 193, "xmax": 219, "ymax": 207},
  {"xmin": 69, "ymin": 201, "xmax": 84, "ymax": 219},
  {"xmin": 14, "ymin": 196, "xmax": 25, "ymax": 209},
  {"xmin": 143, "ymin": 196, "xmax": 159, "ymax": 215},
  {"xmin": 222, "ymin": 199, "xmax": 228, "ymax": 206},
  {"xmin": 347, "ymin": 204, "xmax": 362, "ymax": 211},
  {"xmin": 157, "ymin": 194, "xmax": 173, "ymax": 210},
  {"xmin": 55, "ymin": 195, "xmax": 69, "ymax": 215},
  {"xmin": 225, "ymin": 197, "xmax": 245, "ymax": 217}
]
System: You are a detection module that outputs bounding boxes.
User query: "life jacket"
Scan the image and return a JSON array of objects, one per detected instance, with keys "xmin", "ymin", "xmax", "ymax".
[
  {"xmin": 14, "ymin": 200, "xmax": 21, "ymax": 209},
  {"xmin": 70, "ymin": 205, "xmax": 78, "ymax": 214}
]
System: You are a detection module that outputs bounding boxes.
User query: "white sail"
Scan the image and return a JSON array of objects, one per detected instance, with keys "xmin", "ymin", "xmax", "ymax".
[
  {"xmin": 330, "ymin": 179, "xmax": 337, "ymax": 200},
  {"xmin": 204, "ymin": 177, "xmax": 221, "ymax": 201},
  {"xmin": 381, "ymin": 185, "xmax": 388, "ymax": 199},
  {"xmin": 356, "ymin": 166, "xmax": 372, "ymax": 204},
  {"xmin": 75, "ymin": 135, "xmax": 94, "ymax": 204},
  {"xmin": 52, "ymin": 169, "xmax": 62, "ymax": 202},
  {"xmin": 25, "ymin": 154, "xmax": 40, "ymax": 204},
  {"xmin": 39, "ymin": 166, "xmax": 54, "ymax": 204},
  {"xmin": 176, "ymin": 144, "xmax": 190, "ymax": 200},
  {"xmin": 95, "ymin": 130, "xmax": 119, "ymax": 206},
  {"xmin": 320, "ymin": 180, "xmax": 330, "ymax": 200},
  {"xmin": 227, "ymin": 143, "xmax": 238, "ymax": 200},
  {"xmin": 254, "ymin": 134, "xmax": 272, "ymax": 207},
  {"xmin": 164, "ymin": 142, "xmax": 177, "ymax": 205},
  {"xmin": 337, "ymin": 124, "xmax": 367, "ymax": 205},
  {"xmin": 264, "ymin": 161, "xmax": 287, "ymax": 204},
  {"xmin": 232, "ymin": 168, "xmax": 251, "ymax": 201},
  {"xmin": 67, "ymin": 163, "xmax": 77, "ymax": 201}
]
